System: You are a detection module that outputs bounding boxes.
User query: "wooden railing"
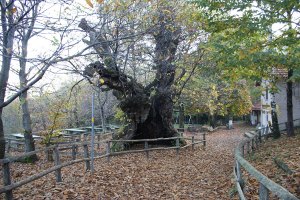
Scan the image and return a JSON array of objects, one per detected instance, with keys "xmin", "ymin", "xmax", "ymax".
[
  {"xmin": 234, "ymin": 120, "xmax": 299, "ymax": 200},
  {"xmin": 0, "ymin": 134, "xmax": 206, "ymax": 200}
]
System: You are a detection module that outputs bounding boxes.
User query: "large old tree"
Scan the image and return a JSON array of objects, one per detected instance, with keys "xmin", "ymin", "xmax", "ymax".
[{"xmin": 80, "ymin": 0, "xmax": 204, "ymax": 141}]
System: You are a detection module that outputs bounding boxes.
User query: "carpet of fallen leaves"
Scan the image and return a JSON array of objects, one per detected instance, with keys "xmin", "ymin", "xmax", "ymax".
[
  {"xmin": 243, "ymin": 130, "xmax": 300, "ymax": 199},
  {"xmin": 1, "ymin": 123, "xmax": 253, "ymax": 200}
]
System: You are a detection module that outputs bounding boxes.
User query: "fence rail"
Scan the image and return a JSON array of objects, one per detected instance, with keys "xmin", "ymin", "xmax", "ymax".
[
  {"xmin": 0, "ymin": 134, "xmax": 206, "ymax": 200},
  {"xmin": 234, "ymin": 119, "xmax": 300, "ymax": 200}
]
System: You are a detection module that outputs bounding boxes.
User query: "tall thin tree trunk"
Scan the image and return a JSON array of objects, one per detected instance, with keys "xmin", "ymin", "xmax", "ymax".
[
  {"xmin": 271, "ymin": 93, "xmax": 280, "ymax": 139},
  {"xmin": 0, "ymin": 1, "xmax": 16, "ymax": 159},
  {"xmin": 73, "ymin": 101, "xmax": 80, "ymax": 128},
  {"xmin": 286, "ymin": 69, "xmax": 294, "ymax": 136},
  {"xmin": 18, "ymin": 26, "xmax": 38, "ymax": 161},
  {"xmin": 0, "ymin": 111, "xmax": 5, "ymax": 159},
  {"xmin": 19, "ymin": 92, "xmax": 38, "ymax": 161},
  {"xmin": 179, "ymin": 103, "xmax": 184, "ymax": 129}
]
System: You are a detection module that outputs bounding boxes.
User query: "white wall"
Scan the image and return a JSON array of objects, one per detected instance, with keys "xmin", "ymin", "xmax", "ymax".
[{"xmin": 274, "ymin": 81, "xmax": 300, "ymax": 124}]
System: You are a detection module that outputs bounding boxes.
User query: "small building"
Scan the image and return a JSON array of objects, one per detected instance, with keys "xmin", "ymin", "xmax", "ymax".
[{"xmin": 253, "ymin": 69, "xmax": 300, "ymax": 128}]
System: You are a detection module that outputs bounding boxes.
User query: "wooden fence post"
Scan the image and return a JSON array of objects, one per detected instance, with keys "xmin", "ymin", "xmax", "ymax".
[
  {"xmin": 259, "ymin": 183, "xmax": 269, "ymax": 200},
  {"xmin": 247, "ymin": 141, "xmax": 250, "ymax": 155},
  {"xmin": 3, "ymin": 162, "xmax": 13, "ymax": 200},
  {"xmin": 176, "ymin": 138, "xmax": 179, "ymax": 155},
  {"xmin": 203, "ymin": 133, "xmax": 206, "ymax": 147},
  {"xmin": 192, "ymin": 136, "xmax": 195, "ymax": 150},
  {"xmin": 106, "ymin": 141, "xmax": 111, "ymax": 162},
  {"xmin": 97, "ymin": 135, "xmax": 100, "ymax": 149},
  {"xmin": 236, "ymin": 161, "xmax": 244, "ymax": 191},
  {"xmin": 258, "ymin": 129, "xmax": 262, "ymax": 143},
  {"xmin": 54, "ymin": 146, "xmax": 62, "ymax": 182},
  {"xmin": 241, "ymin": 145, "xmax": 245, "ymax": 157},
  {"xmin": 145, "ymin": 141, "xmax": 149, "ymax": 159},
  {"xmin": 83, "ymin": 144, "xmax": 90, "ymax": 171},
  {"xmin": 71, "ymin": 144, "xmax": 76, "ymax": 160},
  {"xmin": 255, "ymin": 135, "xmax": 259, "ymax": 150},
  {"xmin": 7, "ymin": 139, "xmax": 11, "ymax": 153}
]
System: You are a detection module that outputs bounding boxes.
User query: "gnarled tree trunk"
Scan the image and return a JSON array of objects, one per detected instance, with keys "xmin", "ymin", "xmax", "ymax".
[{"xmin": 80, "ymin": 7, "xmax": 181, "ymax": 142}]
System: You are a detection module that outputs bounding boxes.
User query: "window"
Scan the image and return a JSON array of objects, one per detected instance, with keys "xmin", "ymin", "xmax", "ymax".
[{"xmin": 293, "ymin": 83, "xmax": 300, "ymax": 97}]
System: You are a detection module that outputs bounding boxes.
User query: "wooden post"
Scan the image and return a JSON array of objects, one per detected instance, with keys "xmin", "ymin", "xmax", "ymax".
[
  {"xmin": 7, "ymin": 139, "xmax": 11, "ymax": 153},
  {"xmin": 3, "ymin": 162, "xmax": 13, "ymax": 200},
  {"xmin": 145, "ymin": 141, "xmax": 149, "ymax": 159},
  {"xmin": 176, "ymin": 138, "xmax": 179, "ymax": 155},
  {"xmin": 97, "ymin": 135, "xmax": 100, "ymax": 149},
  {"xmin": 54, "ymin": 146, "xmax": 62, "ymax": 182},
  {"xmin": 106, "ymin": 141, "xmax": 111, "ymax": 162},
  {"xmin": 259, "ymin": 183, "xmax": 269, "ymax": 200},
  {"xmin": 258, "ymin": 129, "xmax": 262, "ymax": 143},
  {"xmin": 247, "ymin": 141, "xmax": 250, "ymax": 155},
  {"xmin": 203, "ymin": 133, "xmax": 206, "ymax": 147},
  {"xmin": 255, "ymin": 135, "xmax": 259, "ymax": 150},
  {"xmin": 241, "ymin": 145, "xmax": 245, "ymax": 157},
  {"xmin": 236, "ymin": 161, "xmax": 244, "ymax": 191},
  {"xmin": 71, "ymin": 135, "xmax": 75, "ymax": 143},
  {"xmin": 71, "ymin": 144, "xmax": 76, "ymax": 160},
  {"xmin": 83, "ymin": 144, "xmax": 90, "ymax": 171},
  {"xmin": 192, "ymin": 136, "xmax": 195, "ymax": 150}
]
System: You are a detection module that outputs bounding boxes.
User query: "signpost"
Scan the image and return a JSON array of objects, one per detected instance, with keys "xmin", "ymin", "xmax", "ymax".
[{"xmin": 91, "ymin": 92, "xmax": 95, "ymax": 173}]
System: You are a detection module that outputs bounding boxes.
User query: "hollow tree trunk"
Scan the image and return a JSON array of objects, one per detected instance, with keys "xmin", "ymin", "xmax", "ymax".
[
  {"xmin": 79, "ymin": 5, "xmax": 181, "ymax": 142},
  {"xmin": 120, "ymin": 93, "xmax": 177, "ymax": 141}
]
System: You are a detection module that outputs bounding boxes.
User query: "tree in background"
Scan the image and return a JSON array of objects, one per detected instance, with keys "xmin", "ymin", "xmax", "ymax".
[
  {"xmin": 0, "ymin": 0, "xmax": 42, "ymax": 159},
  {"xmin": 16, "ymin": 0, "xmax": 43, "ymax": 162},
  {"xmin": 0, "ymin": 0, "xmax": 101, "ymax": 158},
  {"xmin": 182, "ymin": 70, "xmax": 252, "ymax": 128},
  {"xmin": 2, "ymin": 101, "xmax": 22, "ymax": 134},
  {"xmin": 196, "ymin": 0, "xmax": 300, "ymax": 136}
]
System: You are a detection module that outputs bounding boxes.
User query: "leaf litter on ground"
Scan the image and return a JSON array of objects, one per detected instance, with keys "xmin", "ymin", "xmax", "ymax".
[{"xmin": 1, "ymin": 123, "xmax": 256, "ymax": 199}]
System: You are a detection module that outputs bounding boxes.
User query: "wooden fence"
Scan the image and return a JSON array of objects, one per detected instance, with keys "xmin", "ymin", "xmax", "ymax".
[
  {"xmin": 234, "ymin": 120, "xmax": 299, "ymax": 200},
  {"xmin": 0, "ymin": 134, "xmax": 206, "ymax": 200}
]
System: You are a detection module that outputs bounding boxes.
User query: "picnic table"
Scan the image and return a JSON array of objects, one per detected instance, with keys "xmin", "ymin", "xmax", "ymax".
[
  {"xmin": 83, "ymin": 126, "xmax": 104, "ymax": 133},
  {"xmin": 5, "ymin": 133, "xmax": 41, "ymax": 152},
  {"xmin": 62, "ymin": 128, "xmax": 87, "ymax": 142},
  {"xmin": 10, "ymin": 133, "xmax": 41, "ymax": 140}
]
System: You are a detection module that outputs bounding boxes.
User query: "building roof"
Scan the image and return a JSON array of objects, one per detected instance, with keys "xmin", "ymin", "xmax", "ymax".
[
  {"xmin": 252, "ymin": 102, "xmax": 261, "ymax": 111},
  {"xmin": 272, "ymin": 68, "xmax": 288, "ymax": 78}
]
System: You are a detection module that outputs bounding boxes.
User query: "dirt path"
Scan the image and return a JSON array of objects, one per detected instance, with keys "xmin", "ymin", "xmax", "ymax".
[{"xmin": 8, "ymin": 123, "xmax": 251, "ymax": 199}]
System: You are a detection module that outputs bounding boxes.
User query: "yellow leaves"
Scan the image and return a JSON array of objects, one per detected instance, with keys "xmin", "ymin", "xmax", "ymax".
[
  {"xmin": 99, "ymin": 78, "xmax": 105, "ymax": 84},
  {"xmin": 85, "ymin": 0, "xmax": 104, "ymax": 8},
  {"xmin": 85, "ymin": 0, "xmax": 93, "ymax": 8},
  {"xmin": 6, "ymin": 7, "xmax": 17, "ymax": 15},
  {"xmin": 11, "ymin": 7, "xmax": 17, "ymax": 14},
  {"xmin": 238, "ymin": 50, "xmax": 245, "ymax": 60}
]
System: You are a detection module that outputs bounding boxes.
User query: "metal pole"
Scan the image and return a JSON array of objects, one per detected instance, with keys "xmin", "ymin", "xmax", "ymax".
[{"xmin": 91, "ymin": 91, "xmax": 95, "ymax": 173}]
